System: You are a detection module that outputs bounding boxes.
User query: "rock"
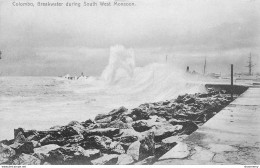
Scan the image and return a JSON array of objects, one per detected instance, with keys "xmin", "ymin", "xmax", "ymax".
[
  {"xmin": 39, "ymin": 134, "xmax": 67, "ymax": 146},
  {"xmin": 108, "ymin": 106, "xmax": 128, "ymax": 116},
  {"xmin": 14, "ymin": 128, "xmax": 25, "ymax": 138},
  {"xmin": 152, "ymin": 124, "xmax": 183, "ymax": 142},
  {"xmin": 31, "ymin": 140, "xmax": 41, "ymax": 148},
  {"xmin": 64, "ymin": 135, "xmax": 84, "ymax": 144},
  {"xmin": 61, "ymin": 123, "xmax": 85, "ymax": 137},
  {"xmin": 184, "ymin": 97, "xmax": 196, "ymax": 104},
  {"xmin": 131, "ymin": 108, "xmax": 150, "ymax": 121},
  {"xmin": 0, "ymin": 144, "xmax": 16, "ymax": 164},
  {"xmin": 95, "ymin": 114, "xmax": 110, "ymax": 121},
  {"xmin": 80, "ymin": 135, "xmax": 111, "ymax": 151},
  {"xmin": 95, "ymin": 116, "xmax": 112, "ymax": 123},
  {"xmin": 81, "ymin": 149, "xmax": 101, "ymax": 159},
  {"xmin": 139, "ymin": 131, "xmax": 155, "ymax": 160},
  {"xmin": 108, "ymin": 141, "xmax": 125, "ymax": 154},
  {"xmin": 105, "ymin": 120, "xmax": 132, "ymax": 129},
  {"xmin": 10, "ymin": 142, "xmax": 34, "ymax": 154},
  {"xmin": 126, "ymin": 141, "xmax": 140, "ymax": 161},
  {"xmin": 162, "ymin": 135, "xmax": 188, "ymax": 144},
  {"xmin": 91, "ymin": 154, "xmax": 119, "ymax": 165},
  {"xmin": 113, "ymin": 129, "xmax": 141, "ymax": 150},
  {"xmin": 169, "ymin": 118, "xmax": 190, "ymax": 125},
  {"xmin": 134, "ymin": 156, "xmax": 156, "ymax": 165},
  {"xmin": 121, "ymin": 116, "xmax": 133, "ymax": 123},
  {"xmin": 158, "ymin": 142, "xmax": 190, "ymax": 160},
  {"xmin": 116, "ymin": 154, "xmax": 134, "ymax": 165},
  {"xmin": 12, "ymin": 153, "xmax": 41, "ymax": 165},
  {"xmin": 132, "ymin": 119, "xmax": 164, "ymax": 132},
  {"xmin": 83, "ymin": 128, "xmax": 120, "ymax": 138},
  {"xmin": 132, "ymin": 120, "xmax": 152, "ymax": 132},
  {"xmin": 34, "ymin": 144, "xmax": 60, "ymax": 156},
  {"xmin": 0, "ymin": 139, "xmax": 14, "ymax": 146},
  {"xmin": 126, "ymin": 131, "xmax": 155, "ymax": 161},
  {"xmin": 49, "ymin": 125, "xmax": 63, "ymax": 130},
  {"xmin": 14, "ymin": 132, "xmax": 27, "ymax": 143},
  {"xmin": 81, "ymin": 119, "xmax": 95, "ymax": 127},
  {"xmin": 47, "ymin": 146, "xmax": 93, "ymax": 164}
]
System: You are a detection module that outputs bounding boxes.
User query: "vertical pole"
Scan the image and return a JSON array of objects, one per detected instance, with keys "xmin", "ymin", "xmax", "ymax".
[{"xmin": 231, "ymin": 64, "xmax": 233, "ymax": 100}]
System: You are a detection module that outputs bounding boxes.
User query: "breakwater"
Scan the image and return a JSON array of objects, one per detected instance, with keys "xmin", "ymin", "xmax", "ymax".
[{"xmin": 0, "ymin": 86, "xmax": 246, "ymax": 165}]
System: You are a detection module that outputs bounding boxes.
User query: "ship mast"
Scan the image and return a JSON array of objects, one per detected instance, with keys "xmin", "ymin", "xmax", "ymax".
[
  {"xmin": 203, "ymin": 57, "xmax": 207, "ymax": 75},
  {"xmin": 245, "ymin": 53, "xmax": 254, "ymax": 76}
]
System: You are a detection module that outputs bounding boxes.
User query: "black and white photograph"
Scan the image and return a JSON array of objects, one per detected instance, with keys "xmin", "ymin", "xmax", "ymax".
[{"xmin": 0, "ymin": 0, "xmax": 260, "ymax": 166}]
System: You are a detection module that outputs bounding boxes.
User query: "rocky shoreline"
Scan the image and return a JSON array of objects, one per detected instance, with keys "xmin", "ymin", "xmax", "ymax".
[{"xmin": 0, "ymin": 88, "xmax": 235, "ymax": 165}]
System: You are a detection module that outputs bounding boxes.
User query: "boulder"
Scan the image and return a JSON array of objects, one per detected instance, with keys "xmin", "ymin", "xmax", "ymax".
[
  {"xmin": 105, "ymin": 120, "xmax": 132, "ymax": 129},
  {"xmin": 91, "ymin": 154, "xmax": 119, "ymax": 165},
  {"xmin": 0, "ymin": 139, "xmax": 14, "ymax": 146},
  {"xmin": 126, "ymin": 141, "xmax": 140, "ymax": 161},
  {"xmin": 108, "ymin": 106, "xmax": 128, "ymax": 116},
  {"xmin": 121, "ymin": 116, "xmax": 133, "ymax": 123},
  {"xmin": 162, "ymin": 135, "xmax": 188, "ymax": 144},
  {"xmin": 83, "ymin": 128, "xmax": 120, "ymax": 138},
  {"xmin": 14, "ymin": 132, "xmax": 27, "ymax": 143},
  {"xmin": 31, "ymin": 140, "xmax": 41, "ymax": 148},
  {"xmin": 184, "ymin": 97, "xmax": 196, "ymax": 104},
  {"xmin": 95, "ymin": 116, "xmax": 112, "ymax": 123},
  {"xmin": 80, "ymin": 149, "xmax": 101, "ymax": 160},
  {"xmin": 152, "ymin": 124, "xmax": 183, "ymax": 142},
  {"xmin": 39, "ymin": 134, "xmax": 67, "ymax": 146},
  {"xmin": 61, "ymin": 123, "xmax": 85, "ymax": 137},
  {"xmin": 81, "ymin": 119, "xmax": 95, "ymax": 127},
  {"xmin": 131, "ymin": 108, "xmax": 150, "ymax": 121},
  {"xmin": 116, "ymin": 154, "xmax": 134, "ymax": 165},
  {"xmin": 12, "ymin": 153, "xmax": 41, "ymax": 165},
  {"xmin": 127, "ymin": 131, "xmax": 155, "ymax": 161},
  {"xmin": 132, "ymin": 120, "xmax": 152, "ymax": 132},
  {"xmin": 132, "ymin": 119, "xmax": 164, "ymax": 132},
  {"xmin": 108, "ymin": 141, "xmax": 125, "ymax": 154},
  {"xmin": 0, "ymin": 144, "xmax": 16, "ymax": 164},
  {"xmin": 113, "ymin": 129, "xmax": 141, "ymax": 150},
  {"xmin": 47, "ymin": 146, "xmax": 93, "ymax": 164},
  {"xmin": 14, "ymin": 128, "xmax": 25, "ymax": 138},
  {"xmin": 34, "ymin": 144, "xmax": 60, "ymax": 156},
  {"xmin": 80, "ymin": 135, "xmax": 111, "ymax": 151},
  {"xmin": 139, "ymin": 131, "xmax": 155, "ymax": 160},
  {"xmin": 95, "ymin": 114, "xmax": 110, "ymax": 121},
  {"xmin": 134, "ymin": 156, "xmax": 156, "ymax": 165},
  {"xmin": 64, "ymin": 135, "xmax": 84, "ymax": 144},
  {"xmin": 10, "ymin": 142, "xmax": 34, "ymax": 154}
]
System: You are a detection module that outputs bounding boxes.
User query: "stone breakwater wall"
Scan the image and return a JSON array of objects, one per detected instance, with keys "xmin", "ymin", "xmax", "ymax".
[{"xmin": 0, "ymin": 87, "xmax": 242, "ymax": 165}]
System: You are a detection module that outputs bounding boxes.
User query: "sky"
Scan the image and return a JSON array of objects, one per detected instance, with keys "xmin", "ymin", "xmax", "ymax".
[{"xmin": 0, "ymin": 0, "xmax": 259, "ymax": 76}]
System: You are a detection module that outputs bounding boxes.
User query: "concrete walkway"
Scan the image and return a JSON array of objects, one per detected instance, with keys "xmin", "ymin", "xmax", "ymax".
[{"xmin": 155, "ymin": 87, "xmax": 260, "ymax": 165}]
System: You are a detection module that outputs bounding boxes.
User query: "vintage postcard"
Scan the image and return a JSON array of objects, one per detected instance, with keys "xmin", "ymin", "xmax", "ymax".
[{"xmin": 0, "ymin": 0, "xmax": 259, "ymax": 166}]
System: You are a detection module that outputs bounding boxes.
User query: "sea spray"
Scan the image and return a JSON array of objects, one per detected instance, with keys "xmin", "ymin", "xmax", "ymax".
[{"xmin": 101, "ymin": 45, "xmax": 135, "ymax": 84}]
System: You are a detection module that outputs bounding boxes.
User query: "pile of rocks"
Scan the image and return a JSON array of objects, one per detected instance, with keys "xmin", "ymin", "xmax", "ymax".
[{"xmin": 0, "ymin": 88, "xmax": 232, "ymax": 165}]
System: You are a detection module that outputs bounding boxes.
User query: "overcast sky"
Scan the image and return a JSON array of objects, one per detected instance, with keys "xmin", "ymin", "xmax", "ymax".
[{"xmin": 0, "ymin": 0, "xmax": 259, "ymax": 76}]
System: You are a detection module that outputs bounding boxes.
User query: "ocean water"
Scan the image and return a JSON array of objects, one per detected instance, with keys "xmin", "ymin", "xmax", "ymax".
[{"xmin": 0, "ymin": 46, "xmax": 215, "ymax": 139}]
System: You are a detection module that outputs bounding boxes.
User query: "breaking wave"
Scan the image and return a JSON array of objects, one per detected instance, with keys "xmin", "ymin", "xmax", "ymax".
[{"xmin": 78, "ymin": 45, "xmax": 207, "ymax": 102}]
